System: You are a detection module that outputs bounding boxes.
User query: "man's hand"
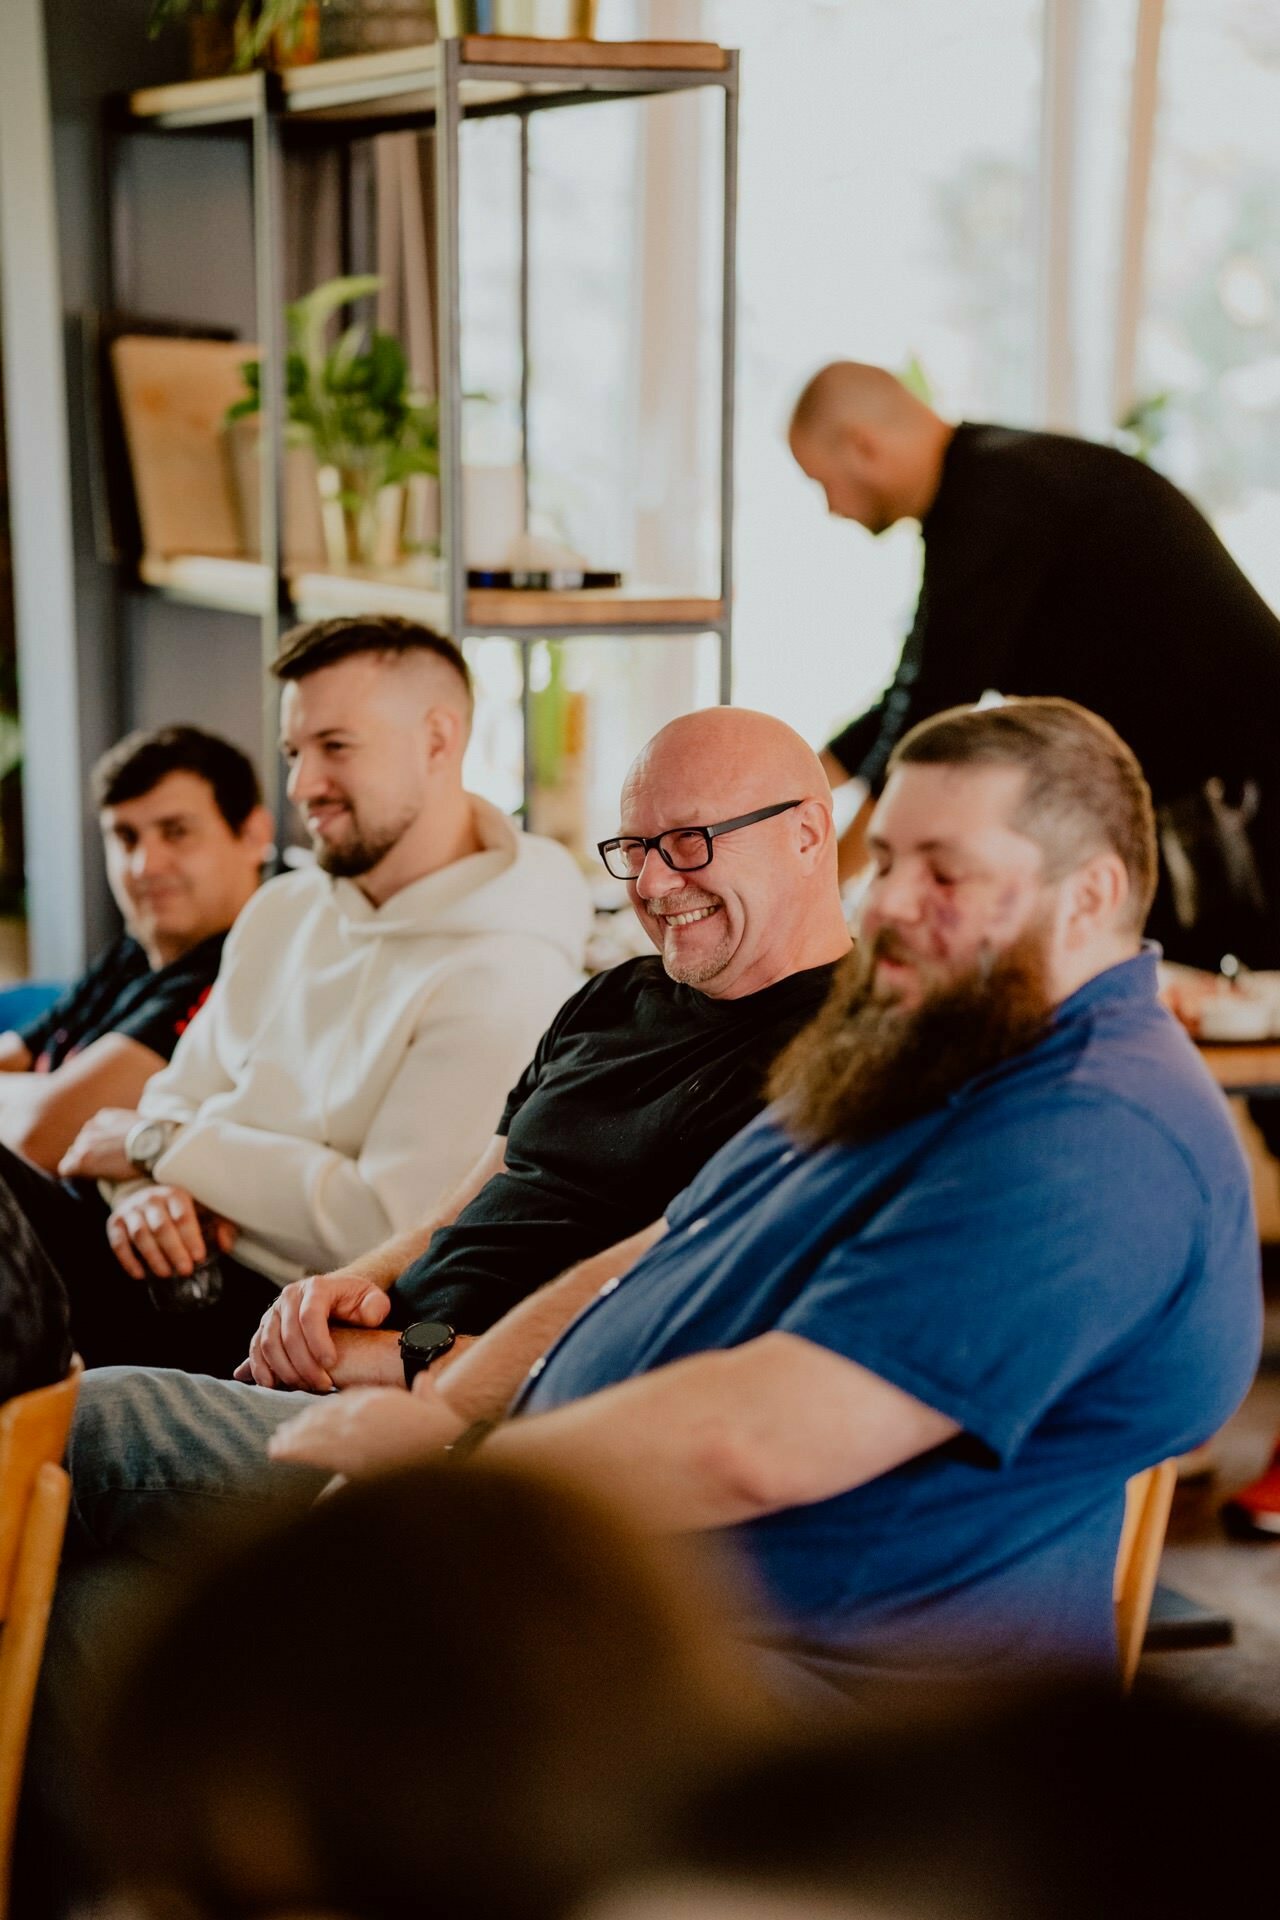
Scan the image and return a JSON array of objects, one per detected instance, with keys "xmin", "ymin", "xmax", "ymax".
[
  {"xmin": 267, "ymin": 1384, "xmax": 463, "ymax": 1476},
  {"xmin": 106, "ymin": 1183, "xmax": 236, "ymax": 1281},
  {"xmin": 234, "ymin": 1270, "xmax": 395, "ymax": 1392},
  {"xmin": 59, "ymin": 1106, "xmax": 143, "ymax": 1182}
]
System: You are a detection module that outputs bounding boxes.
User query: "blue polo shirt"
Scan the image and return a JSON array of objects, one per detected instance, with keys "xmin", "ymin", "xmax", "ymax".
[{"xmin": 517, "ymin": 950, "xmax": 1261, "ymax": 1682}]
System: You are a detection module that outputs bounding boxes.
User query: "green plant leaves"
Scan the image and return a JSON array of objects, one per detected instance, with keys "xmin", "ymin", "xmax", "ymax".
[{"xmin": 224, "ymin": 273, "xmax": 439, "ymax": 492}]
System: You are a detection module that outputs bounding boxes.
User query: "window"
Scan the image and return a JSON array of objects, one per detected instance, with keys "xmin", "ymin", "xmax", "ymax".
[{"xmin": 1138, "ymin": 0, "xmax": 1280, "ymax": 611}]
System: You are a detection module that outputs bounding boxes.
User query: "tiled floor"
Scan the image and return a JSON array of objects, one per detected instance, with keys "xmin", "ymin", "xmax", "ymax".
[{"xmin": 1136, "ymin": 1288, "xmax": 1280, "ymax": 1727}]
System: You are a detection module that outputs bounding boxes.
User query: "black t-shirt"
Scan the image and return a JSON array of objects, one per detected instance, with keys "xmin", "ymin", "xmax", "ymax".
[
  {"xmin": 391, "ymin": 954, "xmax": 841, "ymax": 1334},
  {"xmin": 828, "ymin": 423, "xmax": 1280, "ymax": 805},
  {"xmin": 17, "ymin": 933, "xmax": 226, "ymax": 1073}
]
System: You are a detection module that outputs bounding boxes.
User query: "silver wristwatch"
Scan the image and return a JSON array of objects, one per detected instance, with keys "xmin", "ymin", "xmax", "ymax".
[{"xmin": 124, "ymin": 1117, "xmax": 180, "ymax": 1178}]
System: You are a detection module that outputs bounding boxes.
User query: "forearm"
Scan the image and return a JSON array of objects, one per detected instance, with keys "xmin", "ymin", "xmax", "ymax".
[
  {"xmin": 479, "ymin": 1332, "xmax": 960, "ymax": 1533},
  {"xmin": 333, "ymin": 1221, "xmax": 439, "ymax": 1294},
  {"xmin": 0, "ymin": 1035, "xmax": 164, "ymax": 1172},
  {"xmin": 332, "ymin": 1137, "xmax": 511, "ymax": 1295},
  {"xmin": 478, "ymin": 1345, "xmax": 769, "ymax": 1532},
  {"xmin": 433, "ymin": 1221, "xmax": 666, "ymax": 1429},
  {"xmin": 0, "ymin": 1076, "xmax": 63, "ymax": 1169}
]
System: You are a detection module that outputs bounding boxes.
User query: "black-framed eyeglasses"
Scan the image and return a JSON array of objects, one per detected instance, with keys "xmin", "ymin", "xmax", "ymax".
[{"xmin": 597, "ymin": 800, "xmax": 803, "ymax": 881}]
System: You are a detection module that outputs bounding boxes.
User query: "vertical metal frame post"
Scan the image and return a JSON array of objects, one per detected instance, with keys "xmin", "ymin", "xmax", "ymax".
[
  {"xmin": 519, "ymin": 636, "xmax": 535, "ymax": 826},
  {"xmin": 517, "ymin": 108, "xmax": 535, "ymax": 820},
  {"xmin": 435, "ymin": 38, "xmax": 466, "ymax": 641},
  {"xmin": 519, "ymin": 108, "xmax": 532, "ymax": 531},
  {"xmin": 717, "ymin": 54, "xmax": 738, "ymax": 707},
  {"xmin": 252, "ymin": 72, "xmax": 289, "ymax": 824},
  {"xmin": 1111, "ymin": 0, "xmax": 1166, "ymax": 424}
]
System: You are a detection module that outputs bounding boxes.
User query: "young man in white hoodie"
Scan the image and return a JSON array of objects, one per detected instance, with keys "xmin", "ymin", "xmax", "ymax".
[{"xmin": 10, "ymin": 616, "xmax": 590, "ymax": 1377}]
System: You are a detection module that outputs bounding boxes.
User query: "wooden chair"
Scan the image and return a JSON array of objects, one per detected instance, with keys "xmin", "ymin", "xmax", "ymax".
[
  {"xmin": 1114, "ymin": 1459, "xmax": 1177, "ymax": 1691},
  {"xmin": 0, "ymin": 1358, "xmax": 82, "ymax": 1920}
]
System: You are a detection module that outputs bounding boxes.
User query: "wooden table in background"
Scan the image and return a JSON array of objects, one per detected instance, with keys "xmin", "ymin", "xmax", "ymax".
[{"xmin": 1199, "ymin": 1044, "xmax": 1280, "ymax": 1098}]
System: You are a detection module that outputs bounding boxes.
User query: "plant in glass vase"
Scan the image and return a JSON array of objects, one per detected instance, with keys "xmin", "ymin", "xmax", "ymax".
[{"xmin": 228, "ymin": 274, "xmax": 439, "ymax": 571}]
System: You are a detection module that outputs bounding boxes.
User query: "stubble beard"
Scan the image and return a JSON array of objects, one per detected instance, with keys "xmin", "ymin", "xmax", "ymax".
[
  {"xmin": 648, "ymin": 896, "xmax": 733, "ymax": 987},
  {"xmin": 312, "ymin": 800, "xmax": 420, "ymax": 880},
  {"xmin": 767, "ymin": 925, "xmax": 1055, "ymax": 1148}
]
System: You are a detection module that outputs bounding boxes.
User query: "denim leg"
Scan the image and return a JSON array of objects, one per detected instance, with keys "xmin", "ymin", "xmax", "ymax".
[{"xmin": 66, "ymin": 1363, "xmax": 329, "ymax": 1563}]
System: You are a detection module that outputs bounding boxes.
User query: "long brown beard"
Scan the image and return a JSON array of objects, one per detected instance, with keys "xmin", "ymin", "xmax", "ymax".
[{"xmin": 767, "ymin": 927, "xmax": 1055, "ymax": 1148}]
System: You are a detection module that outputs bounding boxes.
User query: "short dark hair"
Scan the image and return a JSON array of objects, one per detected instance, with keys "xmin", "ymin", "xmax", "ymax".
[
  {"xmin": 889, "ymin": 697, "xmax": 1158, "ymax": 934},
  {"xmin": 270, "ymin": 614, "xmax": 473, "ymax": 708},
  {"xmin": 91, "ymin": 726, "xmax": 262, "ymax": 833}
]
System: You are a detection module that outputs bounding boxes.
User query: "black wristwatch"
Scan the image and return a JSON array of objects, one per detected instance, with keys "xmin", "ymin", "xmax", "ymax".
[{"xmin": 398, "ymin": 1319, "xmax": 456, "ymax": 1388}]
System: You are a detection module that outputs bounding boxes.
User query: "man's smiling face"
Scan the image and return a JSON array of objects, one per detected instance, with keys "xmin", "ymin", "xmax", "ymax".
[{"xmin": 616, "ymin": 768, "xmax": 804, "ymax": 998}]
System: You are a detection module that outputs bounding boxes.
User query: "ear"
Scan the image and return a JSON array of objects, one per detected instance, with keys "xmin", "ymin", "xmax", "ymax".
[
  {"xmin": 840, "ymin": 420, "xmax": 879, "ymax": 465},
  {"xmin": 239, "ymin": 804, "xmax": 277, "ymax": 865},
  {"xmin": 1060, "ymin": 850, "xmax": 1130, "ymax": 947},
  {"xmin": 792, "ymin": 796, "xmax": 834, "ymax": 869},
  {"xmin": 422, "ymin": 703, "xmax": 468, "ymax": 768}
]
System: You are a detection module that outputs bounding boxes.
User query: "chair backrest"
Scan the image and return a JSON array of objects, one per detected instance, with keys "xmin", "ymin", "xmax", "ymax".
[
  {"xmin": 1114, "ymin": 1460, "xmax": 1177, "ymax": 1691},
  {"xmin": 0, "ymin": 1361, "xmax": 81, "ymax": 1623},
  {"xmin": 0, "ymin": 1359, "xmax": 82, "ymax": 1920}
]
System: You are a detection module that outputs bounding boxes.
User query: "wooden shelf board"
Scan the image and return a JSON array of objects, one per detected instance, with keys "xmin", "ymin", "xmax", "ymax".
[
  {"xmin": 127, "ymin": 38, "xmax": 730, "ymax": 126},
  {"xmin": 139, "ymin": 552, "xmax": 268, "ymax": 613},
  {"xmin": 459, "ymin": 36, "xmax": 728, "ymax": 71},
  {"xmin": 467, "ymin": 585, "xmax": 722, "ymax": 628},
  {"xmin": 139, "ymin": 554, "xmax": 722, "ymax": 634}
]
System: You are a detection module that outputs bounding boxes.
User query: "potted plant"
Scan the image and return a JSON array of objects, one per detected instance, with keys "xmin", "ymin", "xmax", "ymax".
[
  {"xmin": 147, "ymin": 0, "xmax": 322, "ymax": 77},
  {"xmin": 228, "ymin": 274, "xmax": 439, "ymax": 570}
]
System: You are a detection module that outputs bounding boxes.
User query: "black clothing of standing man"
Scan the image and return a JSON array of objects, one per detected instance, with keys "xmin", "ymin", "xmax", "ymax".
[{"xmin": 791, "ymin": 362, "xmax": 1280, "ymax": 968}]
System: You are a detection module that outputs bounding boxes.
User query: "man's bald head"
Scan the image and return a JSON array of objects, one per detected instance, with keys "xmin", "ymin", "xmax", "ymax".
[
  {"xmin": 613, "ymin": 708, "xmax": 850, "ymax": 999},
  {"xmin": 623, "ymin": 708, "xmax": 832, "ymax": 826},
  {"xmin": 788, "ymin": 362, "xmax": 954, "ymax": 533}
]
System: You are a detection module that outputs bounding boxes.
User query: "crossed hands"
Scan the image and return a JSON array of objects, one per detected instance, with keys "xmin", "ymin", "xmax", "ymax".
[
  {"xmin": 234, "ymin": 1268, "xmax": 473, "ymax": 1390},
  {"xmin": 106, "ymin": 1183, "xmax": 236, "ymax": 1281},
  {"xmin": 234, "ymin": 1270, "xmax": 475, "ymax": 1474}
]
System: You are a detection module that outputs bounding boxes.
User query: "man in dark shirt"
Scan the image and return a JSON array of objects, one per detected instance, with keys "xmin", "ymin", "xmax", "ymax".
[
  {"xmin": 0, "ymin": 726, "xmax": 271, "ymax": 1173},
  {"xmin": 789, "ymin": 361, "xmax": 1280, "ymax": 968},
  {"xmin": 234, "ymin": 703, "xmax": 852, "ymax": 1394}
]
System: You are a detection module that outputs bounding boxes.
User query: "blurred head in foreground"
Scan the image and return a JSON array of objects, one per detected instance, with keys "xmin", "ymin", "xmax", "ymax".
[
  {"xmin": 92, "ymin": 1461, "xmax": 768, "ymax": 1920},
  {"xmin": 574, "ymin": 1683, "xmax": 1278, "ymax": 1920}
]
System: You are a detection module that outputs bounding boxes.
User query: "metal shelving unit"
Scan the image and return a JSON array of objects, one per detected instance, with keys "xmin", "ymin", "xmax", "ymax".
[{"xmin": 107, "ymin": 35, "xmax": 739, "ymax": 820}]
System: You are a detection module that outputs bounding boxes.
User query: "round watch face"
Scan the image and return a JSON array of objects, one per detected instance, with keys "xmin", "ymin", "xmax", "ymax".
[
  {"xmin": 129, "ymin": 1121, "xmax": 169, "ymax": 1167},
  {"xmin": 401, "ymin": 1320, "xmax": 455, "ymax": 1358}
]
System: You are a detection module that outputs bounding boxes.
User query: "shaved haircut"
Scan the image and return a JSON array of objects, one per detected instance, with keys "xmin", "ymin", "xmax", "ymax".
[
  {"xmin": 790, "ymin": 361, "xmax": 938, "ymax": 442},
  {"xmin": 272, "ymin": 616, "xmax": 473, "ymax": 717}
]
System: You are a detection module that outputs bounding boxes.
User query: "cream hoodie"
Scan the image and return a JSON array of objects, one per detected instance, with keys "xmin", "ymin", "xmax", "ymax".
[{"xmin": 114, "ymin": 797, "xmax": 590, "ymax": 1284}]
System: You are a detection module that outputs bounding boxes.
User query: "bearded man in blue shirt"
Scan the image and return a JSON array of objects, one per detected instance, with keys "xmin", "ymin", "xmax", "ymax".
[
  {"xmin": 265, "ymin": 695, "xmax": 1262, "ymax": 1693},
  {"xmin": 88, "ymin": 698, "xmax": 1265, "ymax": 1694}
]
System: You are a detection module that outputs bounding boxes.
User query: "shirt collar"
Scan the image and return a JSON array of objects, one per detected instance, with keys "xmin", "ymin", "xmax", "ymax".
[{"xmin": 1052, "ymin": 942, "xmax": 1160, "ymax": 1026}]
